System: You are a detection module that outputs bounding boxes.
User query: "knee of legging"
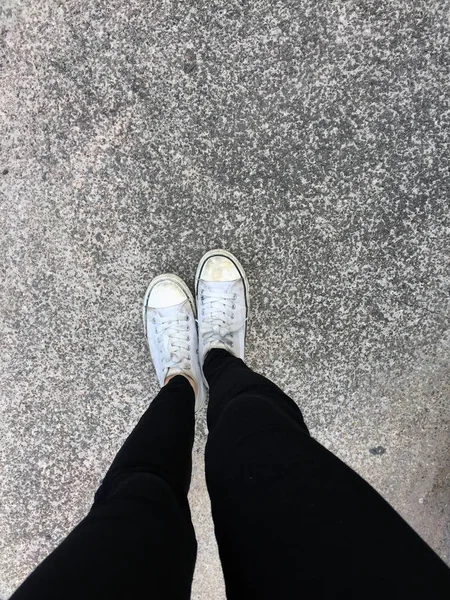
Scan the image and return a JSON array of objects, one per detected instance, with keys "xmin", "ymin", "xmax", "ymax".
[
  {"xmin": 213, "ymin": 391, "xmax": 295, "ymax": 426},
  {"xmin": 207, "ymin": 392, "xmax": 310, "ymax": 451},
  {"xmin": 95, "ymin": 471, "xmax": 174, "ymax": 505}
]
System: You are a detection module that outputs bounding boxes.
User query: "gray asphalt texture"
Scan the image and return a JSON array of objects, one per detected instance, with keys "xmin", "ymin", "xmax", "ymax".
[{"xmin": 1, "ymin": 1, "xmax": 450, "ymax": 598}]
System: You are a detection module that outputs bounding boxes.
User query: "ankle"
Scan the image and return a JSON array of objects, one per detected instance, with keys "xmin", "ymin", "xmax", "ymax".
[{"xmin": 164, "ymin": 373, "xmax": 197, "ymax": 395}]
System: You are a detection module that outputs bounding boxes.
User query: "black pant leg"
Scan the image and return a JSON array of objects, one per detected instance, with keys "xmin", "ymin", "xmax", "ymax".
[
  {"xmin": 11, "ymin": 376, "xmax": 197, "ymax": 600},
  {"xmin": 204, "ymin": 349, "xmax": 450, "ymax": 599}
]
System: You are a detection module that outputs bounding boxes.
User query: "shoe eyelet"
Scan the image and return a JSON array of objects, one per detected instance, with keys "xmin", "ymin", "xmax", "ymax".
[
  {"xmin": 186, "ymin": 364, "xmax": 191, "ymax": 369},
  {"xmin": 152, "ymin": 317, "xmax": 156, "ymax": 324},
  {"xmin": 187, "ymin": 336, "xmax": 190, "ymax": 341},
  {"xmin": 185, "ymin": 315, "xmax": 189, "ymax": 321},
  {"xmin": 230, "ymin": 342, "xmax": 234, "ymax": 347},
  {"xmin": 187, "ymin": 345, "xmax": 191, "ymax": 351},
  {"xmin": 186, "ymin": 325, "xmax": 189, "ymax": 331},
  {"xmin": 233, "ymin": 293, "xmax": 237, "ymax": 300},
  {"xmin": 231, "ymin": 313, "xmax": 235, "ymax": 319},
  {"xmin": 232, "ymin": 304, "xmax": 236, "ymax": 309}
]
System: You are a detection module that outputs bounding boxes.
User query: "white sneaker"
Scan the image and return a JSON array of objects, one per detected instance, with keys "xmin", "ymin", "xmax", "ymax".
[
  {"xmin": 195, "ymin": 250, "xmax": 250, "ymax": 368},
  {"xmin": 143, "ymin": 274, "xmax": 206, "ymax": 411}
]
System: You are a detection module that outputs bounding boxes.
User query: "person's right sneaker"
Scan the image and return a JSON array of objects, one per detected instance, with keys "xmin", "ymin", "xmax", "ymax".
[{"xmin": 195, "ymin": 250, "xmax": 250, "ymax": 369}]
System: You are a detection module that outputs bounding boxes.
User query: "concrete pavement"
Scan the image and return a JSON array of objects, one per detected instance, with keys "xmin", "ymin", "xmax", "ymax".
[{"xmin": 1, "ymin": 1, "xmax": 450, "ymax": 597}]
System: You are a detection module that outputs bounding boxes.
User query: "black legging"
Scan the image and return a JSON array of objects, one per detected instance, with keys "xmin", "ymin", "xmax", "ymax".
[{"xmin": 11, "ymin": 349, "xmax": 450, "ymax": 599}]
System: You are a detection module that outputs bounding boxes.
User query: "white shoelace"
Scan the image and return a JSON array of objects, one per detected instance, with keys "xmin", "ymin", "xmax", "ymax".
[
  {"xmin": 152, "ymin": 315, "xmax": 191, "ymax": 371},
  {"xmin": 198, "ymin": 288, "xmax": 246, "ymax": 349}
]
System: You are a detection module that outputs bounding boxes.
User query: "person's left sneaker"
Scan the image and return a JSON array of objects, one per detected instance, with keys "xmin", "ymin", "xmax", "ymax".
[{"xmin": 143, "ymin": 274, "xmax": 206, "ymax": 411}]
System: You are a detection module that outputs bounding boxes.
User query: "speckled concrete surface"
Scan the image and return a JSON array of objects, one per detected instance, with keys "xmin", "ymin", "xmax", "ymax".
[{"xmin": 1, "ymin": 0, "xmax": 450, "ymax": 597}]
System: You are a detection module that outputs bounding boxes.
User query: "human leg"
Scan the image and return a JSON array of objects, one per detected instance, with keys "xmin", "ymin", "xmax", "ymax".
[
  {"xmin": 11, "ymin": 376, "xmax": 197, "ymax": 600},
  {"xmin": 205, "ymin": 349, "xmax": 450, "ymax": 598},
  {"xmin": 196, "ymin": 249, "xmax": 450, "ymax": 599},
  {"xmin": 12, "ymin": 274, "xmax": 206, "ymax": 599}
]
